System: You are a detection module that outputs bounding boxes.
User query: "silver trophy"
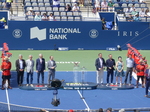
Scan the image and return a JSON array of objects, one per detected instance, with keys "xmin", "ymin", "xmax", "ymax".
[
  {"xmin": 73, "ymin": 62, "xmax": 81, "ymax": 83},
  {"xmin": 81, "ymin": 67, "xmax": 87, "ymax": 83}
]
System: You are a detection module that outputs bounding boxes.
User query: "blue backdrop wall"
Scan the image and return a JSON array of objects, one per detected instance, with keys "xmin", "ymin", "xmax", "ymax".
[{"xmin": 0, "ymin": 21, "xmax": 150, "ymax": 50}]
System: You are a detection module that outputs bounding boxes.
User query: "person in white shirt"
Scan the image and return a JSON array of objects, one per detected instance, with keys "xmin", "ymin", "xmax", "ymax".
[
  {"xmin": 139, "ymin": 8, "xmax": 145, "ymax": 17},
  {"xmin": 26, "ymin": 8, "xmax": 35, "ymax": 16},
  {"xmin": 72, "ymin": 3, "xmax": 80, "ymax": 11},
  {"xmin": 124, "ymin": 54, "xmax": 135, "ymax": 85},
  {"xmin": 25, "ymin": 8, "xmax": 35, "ymax": 20},
  {"xmin": 42, "ymin": 13, "xmax": 48, "ymax": 21},
  {"xmin": 49, "ymin": 13, "xmax": 55, "ymax": 21},
  {"xmin": 145, "ymin": 9, "xmax": 150, "ymax": 17},
  {"xmin": 95, "ymin": 0, "xmax": 100, "ymax": 12},
  {"xmin": 101, "ymin": 0, "xmax": 108, "ymax": 11}
]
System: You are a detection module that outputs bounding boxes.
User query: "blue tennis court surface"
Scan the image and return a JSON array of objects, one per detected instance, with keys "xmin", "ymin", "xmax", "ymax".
[{"xmin": 0, "ymin": 71, "xmax": 150, "ymax": 111}]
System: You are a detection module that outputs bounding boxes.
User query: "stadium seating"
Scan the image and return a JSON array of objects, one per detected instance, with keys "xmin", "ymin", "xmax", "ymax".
[{"xmin": 24, "ymin": 0, "xmax": 82, "ymax": 21}]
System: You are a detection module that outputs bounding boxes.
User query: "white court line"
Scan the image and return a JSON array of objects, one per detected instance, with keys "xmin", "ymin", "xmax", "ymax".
[
  {"xmin": 5, "ymin": 80, "xmax": 11, "ymax": 112},
  {"xmin": 77, "ymin": 90, "xmax": 90, "ymax": 112}
]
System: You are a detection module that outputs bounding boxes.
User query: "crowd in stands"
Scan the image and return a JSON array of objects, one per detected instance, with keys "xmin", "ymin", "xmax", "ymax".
[
  {"xmin": 24, "ymin": 0, "xmax": 82, "ymax": 21},
  {"xmin": 125, "ymin": 7, "xmax": 150, "ymax": 21}
]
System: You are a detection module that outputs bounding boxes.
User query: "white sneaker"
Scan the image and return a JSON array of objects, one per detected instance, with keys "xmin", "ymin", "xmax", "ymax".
[
  {"xmin": 120, "ymin": 83, "xmax": 122, "ymax": 86},
  {"xmin": 106, "ymin": 83, "xmax": 109, "ymax": 86},
  {"xmin": 115, "ymin": 83, "xmax": 118, "ymax": 85},
  {"xmin": 111, "ymin": 83, "xmax": 113, "ymax": 85},
  {"xmin": 26, "ymin": 84, "xmax": 29, "ymax": 86},
  {"xmin": 129, "ymin": 83, "xmax": 131, "ymax": 86},
  {"xmin": 30, "ymin": 84, "xmax": 33, "ymax": 87}
]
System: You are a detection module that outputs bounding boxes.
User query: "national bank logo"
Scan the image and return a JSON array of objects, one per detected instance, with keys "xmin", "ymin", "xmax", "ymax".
[{"xmin": 30, "ymin": 27, "xmax": 46, "ymax": 41}]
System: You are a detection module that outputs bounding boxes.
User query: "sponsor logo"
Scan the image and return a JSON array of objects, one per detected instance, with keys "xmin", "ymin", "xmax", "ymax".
[
  {"xmin": 89, "ymin": 29, "xmax": 99, "ymax": 38},
  {"xmin": 30, "ymin": 27, "xmax": 46, "ymax": 41},
  {"xmin": 12, "ymin": 29, "xmax": 22, "ymax": 38}
]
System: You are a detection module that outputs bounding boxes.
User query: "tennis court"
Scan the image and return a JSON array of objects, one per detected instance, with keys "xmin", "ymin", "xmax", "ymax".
[{"xmin": 0, "ymin": 71, "xmax": 150, "ymax": 112}]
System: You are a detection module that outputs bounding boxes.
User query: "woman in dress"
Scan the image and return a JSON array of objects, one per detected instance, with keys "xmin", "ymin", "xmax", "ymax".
[{"xmin": 115, "ymin": 56, "xmax": 124, "ymax": 86}]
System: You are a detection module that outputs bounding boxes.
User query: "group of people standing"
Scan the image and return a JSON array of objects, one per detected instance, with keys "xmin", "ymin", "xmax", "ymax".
[
  {"xmin": 1, "ymin": 54, "xmax": 57, "ymax": 90},
  {"xmin": 95, "ymin": 53, "xmax": 126, "ymax": 86},
  {"xmin": 95, "ymin": 53, "xmax": 150, "ymax": 97}
]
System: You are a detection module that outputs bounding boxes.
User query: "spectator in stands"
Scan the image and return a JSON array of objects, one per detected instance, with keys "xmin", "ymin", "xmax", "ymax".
[
  {"xmin": 127, "ymin": 14, "xmax": 133, "ymax": 22},
  {"xmin": 101, "ymin": 0, "xmax": 108, "ymax": 11},
  {"xmin": 26, "ymin": 7, "xmax": 35, "ymax": 16},
  {"xmin": 139, "ymin": 8, "xmax": 145, "ymax": 17},
  {"xmin": 72, "ymin": 3, "xmax": 80, "ymax": 11},
  {"xmin": 53, "ymin": 0, "xmax": 60, "ymax": 7},
  {"xmin": 102, "ymin": 18, "xmax": 106, "ymax": 30},
  {"xmin": 133, "ymin": 14, "xmax": 141, "ymax": 21},
  {"xmin": 131, "ymin": 8, "xmax": 138, "ymax": 16},
  {"xmin": 98, "ymin": 108, "xmax": 104, "ymax": 112},
  {"xmin": 95, "ymin": 0, "xmax": 100, "ymax": 12},
  {"xmin": 25, "ymin": 8, "xmax": 35, "ymax": 20},
  {"xmin": 125, "ymin": 7, "xmax": 133, "ymax": 13},
  {"xmin": 49, "ymin": 13, "xmax": 55, "ymax": 21},
  {"xmin": 145, "ymin": 9, "xmax": 150, "ymax": 17},
  {"xmin": 131, "ymin": 5, "xmax": 136, "ymax": 11},
  {"xmin": 42, "ymin": 13, "xmax": 48, "ymax": 21},
  {"xmin": 79, "ymin": 0, "xmax": 84, "ymax": 7},
  {"xmin": 34, "ymin": 12, "xmax": 42, "ymax": 21},
  {"xmin": 65, "ymin": 4, "xmax": 72, "ymax": 11},
  {"xmin": 108, "ymin": 0, "xmax": 114, "ymax": 12},
  {"xmin": 6, "ymin": 0, "xmax": 13, "ymax": 14}
]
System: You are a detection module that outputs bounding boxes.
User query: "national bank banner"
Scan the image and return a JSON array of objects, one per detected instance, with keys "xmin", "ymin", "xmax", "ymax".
[{"xmin": 0, "ymin": 21, "xmax": 150, "ymax": 50}]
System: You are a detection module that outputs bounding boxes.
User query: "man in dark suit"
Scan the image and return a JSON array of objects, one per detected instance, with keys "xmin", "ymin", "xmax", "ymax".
[
  {"xmin": 95, "ymin": 53, "xmax": 106, "ymax": 85},
  {"xmin": 36, "ymin": 54, "xmax": 45, "ymax": 87},
  {"xmin": 15, "ymin": 54, "xmax": 26, "ymax": 86},
  {"xmin": 106, "ymin": 54, "xmax": 116, "ymax": 85},
  {"xmin": 47, "ymin": 56, "xmax": 57, "ymax": 86}
]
